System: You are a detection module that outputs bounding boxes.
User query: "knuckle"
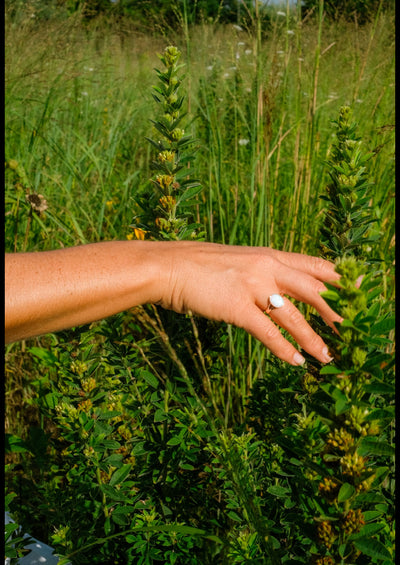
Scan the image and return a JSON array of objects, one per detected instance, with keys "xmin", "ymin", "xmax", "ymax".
[
  {"xmin": 263, "ymin": 321, "xmax": 281, "ymax": 340},
  {"xmin": 285, "ymin": 304, "xmax": 306, "ymax": 324},
  {"xmin": 307, "ymin": 332, "xmax": 325, "ymax": 350},
  {"xmin": 310, "ymin": 278, "xmax": 327, "ymax": 295},
  {"xmin": 309, "ymin": 255, "xmax": 335, "ymax": 277}
]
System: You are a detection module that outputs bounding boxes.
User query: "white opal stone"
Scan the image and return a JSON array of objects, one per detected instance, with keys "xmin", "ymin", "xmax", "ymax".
[{"xmin": 270, "ymin": 294, "xmax": 284, "ymax": 308}]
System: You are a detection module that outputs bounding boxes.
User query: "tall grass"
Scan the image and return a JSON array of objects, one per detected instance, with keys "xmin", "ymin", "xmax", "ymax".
[
  {"xmin": 5, "ymin": 5, "xmax": 395, "ymax": 562},
  {"xmin": 5, "ymin": 1, "xmax": 394, "ymax": 426}
]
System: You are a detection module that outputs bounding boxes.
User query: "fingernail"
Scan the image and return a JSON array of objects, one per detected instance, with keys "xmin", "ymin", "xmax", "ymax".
[
  {"xmin": 293, "ymin": 352, "xmax": 306, "ymax": 366},
  {"xmin": 322, "ymin": 346, "xmax": 333, "ymax": 363}
]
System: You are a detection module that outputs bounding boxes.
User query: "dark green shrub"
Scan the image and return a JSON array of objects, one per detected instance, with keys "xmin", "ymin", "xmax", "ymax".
[{"xmin": 301, "ymin": 0, "xmax": 394, "ymax": 24}]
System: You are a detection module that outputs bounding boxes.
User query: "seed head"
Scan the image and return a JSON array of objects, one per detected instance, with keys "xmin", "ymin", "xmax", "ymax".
[
  {"xmin": 156, "ymin": 174, "xmax": 175, "ymax": 190},
  {"xmin": 326, "ymin": 428, "xmax": 355, "ymax": 452},
  {"xmin": 26, "ymin": 193, "xmax": 48, "ymax": 213},
  {"xmin": 317, "ymin": 520, "xmax": 336, "ymax": 549},
  {"xmin": 163, "ymin": 46, "xmax": 181, "ymax": 67},
  {"xmin": 318, "ymin": 477, "xmax": 340, "ymax": 501},
  {"xmin": 159, "ymin": 195, "xmax": 176, "ymax": 211},
  {"xmin": 340, "ymin": 452, "xmax": 366, "ymax": 478},
  {"xmin": 342, "ymin": 508, "xmax": 365, "ymax": 535}
]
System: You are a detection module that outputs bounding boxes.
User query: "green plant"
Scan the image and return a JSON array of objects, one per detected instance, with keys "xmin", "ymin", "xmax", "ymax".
[
  {"xmin": 4, "ymin": 491, "xmax": 34, "ymax": 563},
  {"xmin": 131, "ymin": 45, "xmax": 205, "ymax": 242},
  {"xmin": 285, "ymin": 107, "xmax": 394, "ymax": 563},
  {"xmin": 301, "ymin": 0, "xmax": 394, "ymax": 24},
  {"xmin": 4, "ymin": 7, "xmax": 394, "ymax": 563}
]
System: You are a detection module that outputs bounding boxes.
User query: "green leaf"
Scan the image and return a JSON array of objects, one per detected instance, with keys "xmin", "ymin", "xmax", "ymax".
[
  {"xmin": 43, "ymin": 392, "xmax": 59, "ymax": 409},
  {"xmin": 140, "ymin": 370, "xmax": 159, "ymax": 389},
  {"xmin": 100, "ymin": 484, "xmax": 132, "ymax": 503},
  {"xmin": 358, "ymin": 438, "xmax": 395, "ymax": 457},
  {"xmin": 364, "ymin": 382, "xmax": 394, "ymax": 395},
  {"xmin": 177, "ymin": 183, "xmax": 202, "ymax": 203},
  {"xmin": 349, "ymin": 522, "xmax": 387, "ymax": 540},
  {"xmin": 363, "ymin": 510, "xmax": 384, "ymax": 522},
  {"xmin": 335, "ymin": 397, "xmax": 351, "ymax": 416},
  {"xmin": 104, "ymin": 453, "xmax": 124, "ymax": 466},
  {"xmin": 319, "ymin": 365, "xmax": 343, "ymax": 375},
  {"xmin": 5, "ymin": 522, "xmax": 21, "ymax": 537},
  {"xmin": 352, "ymin": 537, "xmax": 392, "ymax": 560},
  {"xmin": 267, "ymin": 485, "xmax": 290, "ymax": 497},
  {"xmin": 109, "ymin": 463, "xmax": 132, "ymax": 487},
  {"xmin": 167, "ymin": 436, "xmax": 182, "ymax": 446},
  {"xmin": 365, "ymin": 408, "xmax": 394, "ymax": 421},
  {"xmin": 338, "ymin": 482, "xmax": 355, "ymax": 503},
  {"xmin": 132, "ymin": 442, "xmax": 148, "ymax": 456},
  {"xmin": 369, "ymin": 315, "xmax": 395, "ymax": 336},
  {"xmin": 98, "ymin": 411, "xmax": 122, "ymax": 420},
  {"xmin": 28, "ymin": 346, "xmax": 58, "ymax": 364},
  {"xmin": 111, "ymin": 512, "xmax": 129, "ymax": 526},
  {"xmin": 320, "ymin": 289, "xmax": 340, "ymax": 301},
  {"xmin": 154, "ymin": 408, "xmax": 168, "ymax": 422},
  {"xmin": 179, "ymin": 463, "xmax": 195, "ymax": 470},
  {"xmin": 227, "ymin": 510, "xmax": 242, "ymax": 522},
  {"xmin": 370, "ymin": 467, "xmax": 390, "ymax": 488},
  {"xmin": 101, "ymin": 440, "xmax": 121, "ymax": 450},
  {"xmin": 5, "ymin": 433, "xmax": 31, "ymax": 454}
]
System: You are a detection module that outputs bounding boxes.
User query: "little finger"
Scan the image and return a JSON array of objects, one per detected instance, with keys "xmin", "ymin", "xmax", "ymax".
[
  {"xmin": 239, "ymin": 304, "xmax": 307, "ymax": 366},
  {"xmin": 268, "ymin": 298, "xmax": 333, "ymax": 364}
]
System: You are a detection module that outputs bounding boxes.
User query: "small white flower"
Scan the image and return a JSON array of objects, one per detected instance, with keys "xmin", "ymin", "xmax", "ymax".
[
  {"xmin": 233, "ymin": 24, "xmax": 243, "ymax": 31},
  {"xmin": 82, "ymin": 92, "xmax": 88, "ymax": 96},
  {"xmin": 246, "ymin": 87, "xmax": 252, "ymax": 92},
  {"xmin": 355, "ymin": 99, "xmax": 363, "ymax": 103},
  {"xmin": 277, "ymin": 50, "xmax": 284, "ymax": 55},
  {"xmin": 206, "ymin": 65, "xmax": 213, "ymax": 71},
  {"xmin": 237, "ymin": 41, "xmax": 245, "ymax": 46},
  {"xmin": 277, "ymin": 11, "xmax": 286, "ymax": 17},
  {"xmin": 238, "ymin": 138, "xmax": 250, "ymax": 146},
  {"xmin": 298, "ymin": 57, "xmax": 304, "ymax": 62},
  {"xmin": 287, "ymin": 30, "xmax": 295, "ymax": 35},
  {"xmin": 245, "ymin": 49, "xmax": 252, "ymax": 55},
  {"xmin": 229, "ymin": 66, "xmax": 237, "ymax": 70},
  {"xmin": 223, "ymin": 73, "xmax": 230, "ymax": 79},
  {"xmin": 236, "ymin": 52, "xmax": 240, "ymax": 59}
]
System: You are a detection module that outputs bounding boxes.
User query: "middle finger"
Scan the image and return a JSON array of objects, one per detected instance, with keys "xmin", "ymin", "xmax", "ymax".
[{"xmin": 278, "ymin": 267, "xmax": 343, "ymax": 329}]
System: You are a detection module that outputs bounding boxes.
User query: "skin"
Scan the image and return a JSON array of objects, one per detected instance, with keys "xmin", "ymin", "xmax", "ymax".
[{"xmin": 5, "ymin": 240, "xmax": 342, "ymax": 365}]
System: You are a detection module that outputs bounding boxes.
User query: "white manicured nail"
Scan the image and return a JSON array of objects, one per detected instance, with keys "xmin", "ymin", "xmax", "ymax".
[
  {"xmin": 322, "ymin": 346, "xmax": 333, "ymax": 363},
  {"xmin": 293, "ymin": 352, "xmax": 306, "ymax": 365}
]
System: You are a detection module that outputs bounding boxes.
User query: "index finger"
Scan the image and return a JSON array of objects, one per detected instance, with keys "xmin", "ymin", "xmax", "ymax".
[{"xmin": 266, "ymin": 248, "xmax": 340, "ymax": 284}]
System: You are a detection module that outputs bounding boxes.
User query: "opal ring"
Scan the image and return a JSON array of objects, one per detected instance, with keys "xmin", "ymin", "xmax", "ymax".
[{"xmin": 265, "ymin": 293, "xmax": 284, "ymax": 313}]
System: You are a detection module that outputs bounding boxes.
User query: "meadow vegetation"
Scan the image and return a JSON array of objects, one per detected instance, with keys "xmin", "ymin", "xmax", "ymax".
[{"xmin": 5, "ymin": 1, "xmax": 395, "ymax": 563}]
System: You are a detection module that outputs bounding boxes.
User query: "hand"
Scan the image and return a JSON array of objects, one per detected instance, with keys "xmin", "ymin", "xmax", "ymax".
[{"xmin": 157, "ymin": 242, "xmax": 342, "ymax": 366}]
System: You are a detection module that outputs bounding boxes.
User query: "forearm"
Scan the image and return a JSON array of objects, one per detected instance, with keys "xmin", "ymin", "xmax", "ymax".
[{"xmin": 5, "ymin": 241, "xmax": 168, "ymax": 343}]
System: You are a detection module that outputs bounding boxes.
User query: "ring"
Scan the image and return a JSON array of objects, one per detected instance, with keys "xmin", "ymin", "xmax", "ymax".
[{"xmin": 265, "ymin": 293, "xmax": 284, "ymax": 313}]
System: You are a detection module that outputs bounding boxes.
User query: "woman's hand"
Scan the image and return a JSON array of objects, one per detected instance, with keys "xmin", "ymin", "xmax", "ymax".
[
  {"xmin": 156, "ymin": 242, "xmax": 341, "ymax": 366},
  {"xmin": 5, "ymin": 241, "xmax": 341, "ymax": 365}
]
